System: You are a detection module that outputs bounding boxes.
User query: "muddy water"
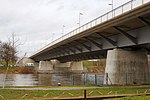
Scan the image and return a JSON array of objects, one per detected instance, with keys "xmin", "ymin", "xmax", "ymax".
[{"xmin": 0, "ymin": 73, "xmax": 104, "ymax": 86}]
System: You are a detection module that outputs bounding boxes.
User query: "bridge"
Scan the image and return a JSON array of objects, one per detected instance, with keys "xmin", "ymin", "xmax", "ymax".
[{"xmin": 27, "ymin": 0, "xmax": 150, "ymax": 84}]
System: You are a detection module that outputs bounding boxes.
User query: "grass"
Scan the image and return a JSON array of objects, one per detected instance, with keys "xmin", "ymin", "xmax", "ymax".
[
  {"xmin": 83, "ymin": 59, "xmax": 106, "ymax": 68},
  {"xmin": 0, "ymin": 86, "xmax": 150, "ymax": 99},
  {"xmin": 0, "ymin": 66, "xmax": 13, "ymax": 72},
  {"xmin": 122, "ymin": 96, "xmax": 150, "ymax": 100},
  {"xmin": 106, "ymin": 96, "xmax": 150, "ymax": 100}
]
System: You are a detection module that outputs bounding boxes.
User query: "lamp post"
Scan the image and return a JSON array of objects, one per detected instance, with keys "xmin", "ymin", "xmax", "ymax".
[
  {"xmin": 78, "ymin": 13, "xmax": 83, "ymax": 28},
  {"xmin": 109, "ymin": 0, "xmax": 114, "ymax": 17},
  {"xmin": 62, "ymin": 25, "xmax": 65, "ymax": 35}
]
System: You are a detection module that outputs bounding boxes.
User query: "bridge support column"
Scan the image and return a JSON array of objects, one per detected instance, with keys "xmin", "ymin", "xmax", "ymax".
[
  {"xmin": 51, "ymin": 60, "xmax": 84, "ymax": 73},
  {"xmin": 38, "ymin": 61, "xmax": 53, "ymax": 73},
  {"xmin": 70, "ymin": 61, "xmax": 84, "ymax": 73},
  {"xmin": 51, "ymin": 60, "xmax": 71, "ymax": 73},
  {"xmin": 104, "ymin": 49, "xmax": 149, "ymax": 85}
]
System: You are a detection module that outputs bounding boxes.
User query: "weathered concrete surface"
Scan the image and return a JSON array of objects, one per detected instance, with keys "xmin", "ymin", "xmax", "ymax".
[
  {"xmin": 38, "ymin": 59, "xmax": 84, "ymax": 73},
  {"xmin": 55, "ymin": 62, "xmax": 71, "ymax": 68},
  {"xmin": 51, "ymin": 59, "xmax": 71, "ymax": 67},
  {"xmin": 104, "ymin": 49, "xmax": 149, "ymax": 85},
  {"xmin": 38, "ymin": 61, "xmax": 53, "ymax": 73},
  {"xmin": 70, "ymin": 62, "xmax": 83, "ymax": 72}
]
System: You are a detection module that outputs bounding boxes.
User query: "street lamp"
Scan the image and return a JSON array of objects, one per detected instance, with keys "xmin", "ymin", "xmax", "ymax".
[
  {"xmin": 108, "ymin": 0, "xmax": 114, "ymax": 17},
  {"xmin": 78, "ymin": 13, "xmax": 83, "ymax": 27},
  {"xmin": 62, "ymin": 25, "xmax": 65, "ymax": 35}
]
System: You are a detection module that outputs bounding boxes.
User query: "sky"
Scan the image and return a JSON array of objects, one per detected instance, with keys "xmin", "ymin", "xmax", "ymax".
[{"xmin": 0, "ymin": 0, "xmax": 142, "ymax": 57}]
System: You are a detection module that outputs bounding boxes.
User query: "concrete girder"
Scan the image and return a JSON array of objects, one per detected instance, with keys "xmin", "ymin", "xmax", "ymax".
[
  {"xmin": 74, "ymin": 40, "xmax": 91, "ymax": 51},
  {"xmin": 84, "ymin": 37, "xmax": 102, "ymax": 49},
  {"xmin": 66, "ymin": 46, "xmax": 76, "ymax": 54},
  {"xmin": 113, "ymin": 26, "xmax": 137, "ymax": 44},
  {"xmin": 54, "ymin": 52, "xmax": 62, "ymax": 57},
  {"xmin": 57, "ymin": 46, "xmax": 70, "ymax": 56},
  {"xmin": 69, "ymin": 42, "xmax": 82, "ymax": 52},
  {"xmin": 54, "ymin": 46, "xmax": 70, "ymax": 55},
  {"xmin": 138, "ymin": 17, "xmax": 150, "ymax": 27},
  {"xmin": 96, "ymin": 32, "xmax": 117, "ymax": 47},
  {"xmin": 49, "ymin": 48, "xmax": 65, "ymax": 58},
  {"xmin": 57, "ymin": 51, "xmax": 65, "ymax": 57},
  {"xmin": 58, "ymin": 56, "xmax": 70, "ymax": 63},
  {"xmin": 62, "ymin": 49, "xmax": 70, "ymax": 55},
  {"xmin": 61, "ymin": 45, "xmax": 76, "ymax": 54}
]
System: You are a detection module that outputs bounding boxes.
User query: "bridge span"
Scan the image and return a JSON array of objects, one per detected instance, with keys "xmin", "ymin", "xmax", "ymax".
[{"xmin": 27, "ymin": 0, "xmax": 150, "ymax": 85}]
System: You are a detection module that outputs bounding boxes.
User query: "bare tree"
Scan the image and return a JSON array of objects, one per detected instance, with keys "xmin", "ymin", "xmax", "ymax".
[
  {"xmin": 0, "ymin": 42, "xmax": 15, "ymax": 66},
  {"xmin": 0, "ymin": 33, "xmax": 24, "ymax": 66},
  {"xmin": 8, "ymin": 33, "xmax": 23, "ymax": 66}
]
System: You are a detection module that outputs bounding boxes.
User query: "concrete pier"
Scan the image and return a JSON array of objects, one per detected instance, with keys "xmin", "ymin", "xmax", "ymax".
[
  {"xmin": 38, "ymin": 61, "xmax": 53, "ymax": 73},
  {"xmin": 38, "ymin": 60, "xmax": 84, "ymax": 73},
  {"xmin": 104, "ymin": 49, "xmax": 149, "ymax": 85},
  {"xmin": 70, "ymin": 62, "xmax": 83, "ymax": 73}
]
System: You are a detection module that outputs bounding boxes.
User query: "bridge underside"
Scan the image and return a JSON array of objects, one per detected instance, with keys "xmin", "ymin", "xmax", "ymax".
[{"xmin": 31, "ymin": 4, "xmax": 150, "ymax": 62}]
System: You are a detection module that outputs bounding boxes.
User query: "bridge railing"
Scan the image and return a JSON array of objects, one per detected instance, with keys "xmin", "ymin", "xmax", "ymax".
[{"xmin": 32, "ymin": 0, "xmax": 149, "ymax": 56}]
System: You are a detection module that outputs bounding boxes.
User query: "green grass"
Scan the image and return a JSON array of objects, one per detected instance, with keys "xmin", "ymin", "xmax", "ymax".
[
  {"xmin": 122, "ymin": 96, "xmax": 150, "ymax": 100},
  {"xmin": 0, "ymin": 86, "xmax": 150, "ymax": 99},
  {"xmin": 83, "ymin": 59, "xmax": 106, "ymax": 68},
  {"xmin": 0, "ymin": 66, "xmax": 14, "ymax": 74},
  {"xmin": 0, "ymin": 89, "xmax": 84, "ymax": 99},
  {"xmin": 106, "ymin": 96, "xmax": 150, "ymax": 100}
]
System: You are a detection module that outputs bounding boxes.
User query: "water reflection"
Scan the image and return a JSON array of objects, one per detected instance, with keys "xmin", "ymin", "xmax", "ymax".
[
  {"xmin": 0, "ymin": 73, "xmax": 104, "ymax": 86},
  {"xmin": 13, "ymin": 74, "xmax": 38, "ymax": 86}
]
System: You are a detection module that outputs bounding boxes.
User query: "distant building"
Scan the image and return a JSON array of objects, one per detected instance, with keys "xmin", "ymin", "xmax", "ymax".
[{"xmin": 16, "ymin": 57, "xmax": 35, "ymax": 67}]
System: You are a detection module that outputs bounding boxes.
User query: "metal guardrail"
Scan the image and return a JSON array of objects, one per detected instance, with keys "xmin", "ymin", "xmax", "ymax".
[{"xmin": 32, "ymin": 0, "xmax": 150, "ymax": 56}]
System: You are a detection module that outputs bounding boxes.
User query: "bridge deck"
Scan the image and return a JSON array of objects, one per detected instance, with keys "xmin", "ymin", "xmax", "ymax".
[{"xmin": 31, "ymin": 1, "xmax": 150, "ymax": 62}]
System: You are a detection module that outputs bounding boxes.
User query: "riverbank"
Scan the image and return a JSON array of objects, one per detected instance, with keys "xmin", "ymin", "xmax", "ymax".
[
  {"xmin": 0, "ymin": 66, "xmax": 35, "ymax": 74},
  {"xmin": 0, "ymin": 85, "xmax": 150, "ymax": 99}
]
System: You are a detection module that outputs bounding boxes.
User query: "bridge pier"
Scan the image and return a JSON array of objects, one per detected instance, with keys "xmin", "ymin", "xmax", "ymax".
[
  {"xmin": 104, "ymin": 49, "xmax": 149, "ymax": 85},
  {"xmin": 70, "ymin": 62, "xmax": 84, "ymax": 73},
  {"xmin": 38, "ymin": 60, "xmax": 84, "ymax": 73},
  {"xmin": 38, "ymin": 61, "xmax": 53, "ymax": 73},
  {"xmin": 52, "ymin": 60, "xmax": 84, "ymax": 73}
]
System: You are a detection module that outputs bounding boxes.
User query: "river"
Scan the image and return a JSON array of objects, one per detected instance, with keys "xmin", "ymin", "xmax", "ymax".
[{"xmin": 0, "ymin": 73, "xmax": 104, "ymax": 86}]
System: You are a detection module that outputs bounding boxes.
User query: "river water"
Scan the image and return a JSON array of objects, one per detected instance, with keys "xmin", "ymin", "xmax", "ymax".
[{"xmin": 0, "ymin": 73, "xmax": 104, "ymax": 86}]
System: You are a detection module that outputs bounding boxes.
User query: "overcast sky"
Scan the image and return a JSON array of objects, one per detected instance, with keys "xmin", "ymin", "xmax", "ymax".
[{"xmin": 0, "ymin": 0, "xmax": 142, "ymax": 57}]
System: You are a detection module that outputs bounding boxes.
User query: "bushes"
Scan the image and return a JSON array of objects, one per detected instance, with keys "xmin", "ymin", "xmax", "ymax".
[{"xmin": 12, "ymin": 67, "xmax": 35, "ymax": 74}]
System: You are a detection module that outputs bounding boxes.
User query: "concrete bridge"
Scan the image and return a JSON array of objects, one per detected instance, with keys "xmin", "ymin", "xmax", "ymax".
[{"xmin": 25, "ymin": 0, "xmax": 150, "ymax": 84}]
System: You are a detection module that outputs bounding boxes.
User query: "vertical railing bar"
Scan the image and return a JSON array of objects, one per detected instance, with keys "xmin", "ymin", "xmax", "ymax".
[
  {"xmin": 131, "ymin": 0, "xmax": 133, "ymax": 9},
  {"xmin": 142, "ymin": 0, "xmax": 144, "ymax": 4},
  {"xmin": 122, "ymin": 5, "xmax": 123, "ymax": 13}
]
